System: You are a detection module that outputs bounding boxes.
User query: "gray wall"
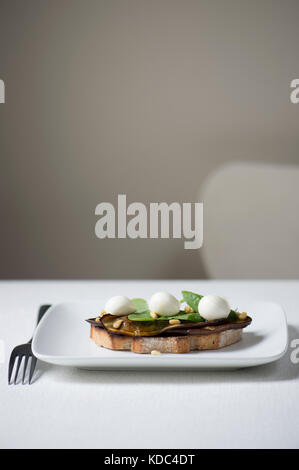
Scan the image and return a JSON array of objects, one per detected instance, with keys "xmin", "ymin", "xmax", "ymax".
[{"xmin": 0, "ymin": 0, "xmax": 299, "ymax": 279}]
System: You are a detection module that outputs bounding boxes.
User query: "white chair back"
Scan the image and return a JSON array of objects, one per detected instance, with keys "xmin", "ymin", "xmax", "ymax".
[{"xmin": 200, "ymin": 162, "xmax": 299, "ymax": 278}]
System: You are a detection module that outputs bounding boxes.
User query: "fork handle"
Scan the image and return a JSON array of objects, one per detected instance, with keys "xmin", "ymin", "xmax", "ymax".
[
  {"xmin": 37, "ymin": 304, "xmax": 52, "ymax": 324},
  {"xmin": 28, "ymin": 304, "xmax": 52, "ymax": 343}
]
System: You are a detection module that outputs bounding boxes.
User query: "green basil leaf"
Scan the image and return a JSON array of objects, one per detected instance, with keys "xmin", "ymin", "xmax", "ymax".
[
  {"xmin": 181, "ymin": 290, "xmax": 203, "ymax": 312},
  {"xmin": 171, "ymin": 312, "xmax": 205, "ymax": 322},
  {"xmin": 227, "ymin": 309, "xmax": 238, "ymax": 321},
  {"xmin": 131, "ymin": 298, "xmax": 149, "ymax": 314},
  {"xmin": 128, "ymin": 310, "xmax": 204, "ymax": 322},
  {"xmin": 128, "ymin": 311, "xmax": 151, "ymax": 321}
]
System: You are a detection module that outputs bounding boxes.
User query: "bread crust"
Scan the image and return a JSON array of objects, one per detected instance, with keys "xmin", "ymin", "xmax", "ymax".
[{"xmin": 90, "ymin": 325, "xmax": 242, "ymax": 354}]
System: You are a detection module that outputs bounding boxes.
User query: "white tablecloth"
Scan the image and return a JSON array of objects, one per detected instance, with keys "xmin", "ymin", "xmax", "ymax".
[{"xmin": 0, "ymin": 280, "xmax": 299, "ymax": 449}]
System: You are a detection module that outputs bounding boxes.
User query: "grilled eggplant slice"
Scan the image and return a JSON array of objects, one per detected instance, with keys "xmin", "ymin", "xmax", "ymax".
[{"xmin": 87, "ymin": 314, "xmax": 252, "ymax": 337}]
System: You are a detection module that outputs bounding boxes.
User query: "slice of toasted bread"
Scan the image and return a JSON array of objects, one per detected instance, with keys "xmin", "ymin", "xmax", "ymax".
[{"xmin": 90, "ymin": 324, "xmax": 242, "ymax": 354}]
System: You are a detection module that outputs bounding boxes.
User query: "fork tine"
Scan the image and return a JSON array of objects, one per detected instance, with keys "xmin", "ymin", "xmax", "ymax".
[
  {"xmin": 29, "ymin": 356, "xmax": 37, "ymax": 384},
  {"xmin": 22, "ymin": 355, "xmax": 30, "ymax": 384},
  {"xmin": 8, "ymin": 352, "xmax": 16, "ymax": 384},
  {"xmin": 14, "ymin": 355, "xmax": 23, "ymax": 384}
]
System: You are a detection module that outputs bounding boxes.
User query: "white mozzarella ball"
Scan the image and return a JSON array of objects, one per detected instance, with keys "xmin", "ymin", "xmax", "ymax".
[
  {"xmin": 105, "ymin": 296, "xmax": 136, "ymax": 316},
  {"xmin": 198, "ymin": 294, "xmax": 230, "ymax": 321},
  {"xmin": 149, "ymin": 292, "xmax": 180, "ymax": 317}
]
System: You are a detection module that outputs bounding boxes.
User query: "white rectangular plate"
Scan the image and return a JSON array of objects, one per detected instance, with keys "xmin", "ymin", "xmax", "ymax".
[{"xmin": 32, "ymin": 301, "xmax": 288, "ymax": 370}]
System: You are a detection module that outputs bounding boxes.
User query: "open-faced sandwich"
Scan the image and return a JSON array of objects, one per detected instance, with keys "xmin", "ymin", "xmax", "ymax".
[{"xmin": 86, "ymin": 290, "xmax": 252, "ymax": 354}]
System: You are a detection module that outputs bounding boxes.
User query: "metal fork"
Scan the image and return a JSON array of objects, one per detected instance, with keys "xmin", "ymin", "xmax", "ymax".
[{"xmin": 8, "ymin": 304, "xmax": 51, "ymax": 385}]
